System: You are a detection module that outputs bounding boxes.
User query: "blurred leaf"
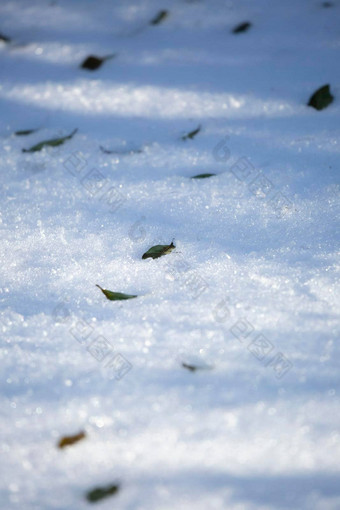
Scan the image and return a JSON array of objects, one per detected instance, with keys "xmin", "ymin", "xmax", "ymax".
[
  {"xmin": 96, "ymin": 284, "xmax": 137, "ymax": 301},
  {"xmin": 22, "ymin": 129, "xmax": 77, "ymax": 152},
  {"xmin": 308, "ymin": 84, "xmax": 334, "ymax": 110},
  {"xmin": 100, "ymin": 145, "xmax": 142, "ymax": 155},
  {"xmin": 232, "ymin": 22, "xmax": 252, "ymax": 33},
  {"xmin": 81, "ymin": 54, "xmax": 116, "ymax": 71},
  {"xmin": 15, "ymin": 129, "xmax": 39, "ymax": 136},
  {"xmin": 86, "ymin": 484, "xmax": 120, "ymax": 503},
  {"xmin": 182, "ymin": 126, "xmax": 201, "ymax": 141},
  {"xmin": 142, "ymin": 241, "xmax": 175, "ymax": 260},
  {"xmin": 150, "ymin": 10, "xmax": 169, "ymax": 25},
  {"xmin": 191, "ymin": 173, "xmax": 216, "ymax": 179},
  {"xmin": 182, "ymin": 362, "xmax": 211, "ymax": 372},
  {"xmin": 0, "ymin": 33, "xmax": 11, "ymax": 43},
  {"xmin": 58, "ymin": 431, "xmax": 86, "ymax": 449},
  {"xmin": 182, "ymin": 362, "xmax": 198, "ymax": 372}
]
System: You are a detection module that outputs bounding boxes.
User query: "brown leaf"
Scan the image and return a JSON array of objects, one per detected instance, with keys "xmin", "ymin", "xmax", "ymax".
[{"xmin": 57, "ymin": 431, "xmax": 86, "ymax": 449}]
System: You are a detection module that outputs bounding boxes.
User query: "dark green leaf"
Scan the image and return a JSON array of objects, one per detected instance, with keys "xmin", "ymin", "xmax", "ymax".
[
  {"xmin": 182, "ymin": 126, "xmax": 201, "ymax": 141},
  {"xmin": 58, "ymin": 431, "xmax": 86, "ymax": 449},
  {"xmin": 232, "ymin": 22, "xmax": 252, "ymax": 33},
  {"xmin": 86, "ymin": 484, "xmax": 120, "ymax": 503},
  {"xmin": 81, "ymin": 54, "xmax": 116, "ymax": 70},
  {"xmin": 15, "ymin": 128, "xmax": 39, "ymax": 136},
  {"xmin": 96, "ymin": 284, "xmax": 137, "ymax": 301},
  {"xmin": 100, "ymin": 145, "xmax": 142, "ymax": 155},
  {"xmin": 182, "ymin": 362, "xmax": 198, "ymax": 372},
  {"xmin": 22, "ymin": 129, "xmax": 77, "ymax": 152},
  {"xmin": 182, "ymin": 362, "xmax": 211, "ymax": 372},
  {"xmin": 142, "ymin": 241, "xmax": 175, "ymax": 260},
  {"xmin": 308, "ymin": 84, "xmax": 334, "ymax": 111},
  {"xmin": 191, "ymin": 173, "xmax": 216, "ymax": 179},
  {"xmin": 150, "ymin": 10, "xmax": 169, "ymax": 25},
  {"xmin": 81, "ymin": 56, "xmax": 102, "ymax": 70},
  {"xmin": 0, "ymin": 33, "xmax": 11, "ymax": 43}
]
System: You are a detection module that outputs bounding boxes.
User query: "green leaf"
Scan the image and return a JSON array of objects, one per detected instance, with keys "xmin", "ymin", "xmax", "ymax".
[
  {"xmin": 308, "ymin": 84, "xmax": 334, "ymax": 111},
  {"xmin": 15, "ymin": 128, "xmax": 39, "ymax": 136},
  {"xmin": 81, "ymin": 54, "xmax": 116, "ymax": 70},
  {"xmin": 22, "ymin": 129, "xmax": 77, "ymax": 152},
  {"xmin": 96, "ymin": 284, "xmax": 137, "ymax": 301},
  {"xmin": 182, "ymin": 125, "xmax": 201, "ymax": 141},
  {"xmin": 191, "ymin": 173, "xmax": 216, "ymax": 179},
  {"xmin": 232, "ymin": 22, "xmax": 252, "ymax": 33},
  {"xmin": 57, "ymin": 431, "xmax": 86, "ymax": 449},
  {"xmin": 142, "ymin": 241, "xmax": 175, "ymax": 260},
  {"xmin": 100, "ymin": 145, "xmax": 142, "ymax": 155},
  {"xmin": 150, "ymin": 10, "xmax": 169, "ymax": 25},
  {"xmin": 86, "ymin": 484, "xmax": 120, "ymax": 503},
  {"xmin": 182, "ymin": 362, "xmax": 211, "ymax": 372}
]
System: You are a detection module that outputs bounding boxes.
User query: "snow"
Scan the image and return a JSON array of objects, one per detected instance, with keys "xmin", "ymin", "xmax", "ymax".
[{"xmin": 0, "ymin": 0, "xmax": 339, "ymax": 509}]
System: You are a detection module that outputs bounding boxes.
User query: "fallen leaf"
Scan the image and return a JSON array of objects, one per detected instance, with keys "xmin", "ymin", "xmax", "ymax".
[
  {"xmin": 182, "ymin": 362, "xmax": 198, "ymax": 372},
  {"xmin": 96, "ymin": 284, "xmax": 137, "ymax": 301},
  {"xmin": 15, "ymin": 128, "xmax": 39, "ymax": 136},
  {"xmin": 22, "ymin": 129, "xmax": 77, "ymax": 152},
  {"xmin": 191, "ymin": 173, "xmax": 216, "ymax": 179},
  {"xmin": 182, "ymin": 362, "xmax": 212, "ymax": 372},
  {"xmin": 58, "ymin": 431, "xmax": 86, "ymax": 449},
  {"xmin": 100, "ymin": 145, "xmax": 142, "ymax": 155},
  {"xmin": 81, "ymin": 54, "xmax": 116, "ymax": 71},
  {"xmin": 86, "ymin": 484, "xmax": 120, "ymax": 503},
  {"xmin": 150, "ymin": 10, "xmax": 169, "ymax": 25},
  {"xmin": 232, "ymin": 22, "xmax": 252, "ymax": 33},
  {"xmin": 142, "ymin": 241, "xmax": 175, "ymax": 260},
  {"xmin": 0, "ymin": 33, "xmax": 11, "ymax": 43},
  {"xmin": 308, "ymin": 84, "xmax": 334, "ymax": 110},
  {"xmin": 182, "ymin": 126, "xmax": 201, "ymax": 141}
]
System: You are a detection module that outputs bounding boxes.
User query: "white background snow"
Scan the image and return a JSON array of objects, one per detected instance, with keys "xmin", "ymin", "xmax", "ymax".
[{"xmin": 0, "ymin": 0, "xmax": 339, "ymax": 508}]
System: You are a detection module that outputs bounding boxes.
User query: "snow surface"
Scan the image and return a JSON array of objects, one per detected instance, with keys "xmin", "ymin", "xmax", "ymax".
[{"xmin": 0, "ymin": 0, "xmax": 339, "ymax": 509}]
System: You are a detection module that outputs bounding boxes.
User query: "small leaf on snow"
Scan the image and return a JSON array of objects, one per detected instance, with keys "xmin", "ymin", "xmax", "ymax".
[
  {"xmin": 232, "ymin": 22, "xmax": 252, "ymax": 33},
  {"xmin": 308, "ymin": 84, "xmax": 334, "ymax": 111},
  {"xmin": 191, "ymin": 173, "xmax": 216, "ymax": 179},
  {"xmin": 0, "ymin": 32, "xmax": 11, "ymax": 43},
  {"xmin": 81, "ymin": 54, "xmax": 116, "ymax": 70},
  {"xmin": 86, "ymin": 484, "xmax": 120, "ymax": 503},
  {"xmin": 22, "ymin": 129, "xmax": 77, "ymax": 152},
  {"xmin": 150, "ymin": 10, "xmax": 169, "ymax": 25},
  {"xmin": 181, "ymin": 126, "xmax": 201, "ymax": 141},
  {"xmin": 182, "ymin": 362, "xmax": 212, "ymax": 372},
  {"xmin": 57, "ymin": 431, "xmax": 86, "ymax": 449},
  {"xmin": 100, "ymin": 145, "xmax": 142, "ymax": 155},
  {"xmin": 142, "ymin": 241, "xmax": 175, "ymax": 260},
  {"xmin": 96, "ymin": 284, "xmax": 137, "ymax": 301},
  {"xmin": 15, "ymin": 128, "xmax": 39, "ymax": 136},
  {"xmin": 182, "ymin": 362, "xmax": 198, "ymax": 372}
]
